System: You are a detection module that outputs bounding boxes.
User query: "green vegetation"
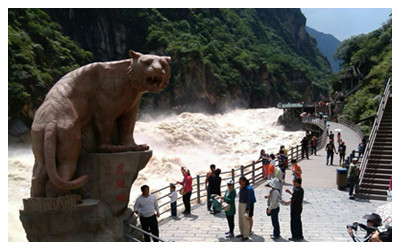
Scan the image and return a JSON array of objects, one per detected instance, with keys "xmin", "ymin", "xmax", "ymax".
[
  {"xmin": 8, "ymin": 9, "xmax": 92, "ymax": 123},
  {"xmin": 334, "ymin": 17, "xmax": 392, "ymax": 134},
  {"xmin": 9, "ymin": 8, "xmax": 332, "ymax": 126}
]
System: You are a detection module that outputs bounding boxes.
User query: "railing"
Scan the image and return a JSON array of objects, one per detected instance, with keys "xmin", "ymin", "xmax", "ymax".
[
  {"xmin": 124, "ymin": 115, "xmax": 327, "ymax": 241},
  {"xmin": 124, "ymin": 212, "xmax": 166, "ymax": 242},
  {"xmin": 147, "ymin": 116, "xmax": 327, "ymax": 219},
  {"xmin": 338, "ymin": 117, "xmax": 364, "ymax": 140},
  {"xmin": 357, "ymin": 78, "xmax": 391, "ymax": 186}
]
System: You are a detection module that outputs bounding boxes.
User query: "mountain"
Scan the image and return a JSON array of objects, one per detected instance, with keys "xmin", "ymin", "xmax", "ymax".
[
  {"xmin": 9, "ymin": 8, "xmax": 332, "ymax": 131},
  {"xmin": 306, "ymin": 26, "xmax": 341, "ymax": 73}
]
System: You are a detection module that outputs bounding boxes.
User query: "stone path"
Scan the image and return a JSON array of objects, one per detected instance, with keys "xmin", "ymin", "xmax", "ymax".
[{"xmin": 157, "ymin": 122, "xmax": 388, "ymax": 242}]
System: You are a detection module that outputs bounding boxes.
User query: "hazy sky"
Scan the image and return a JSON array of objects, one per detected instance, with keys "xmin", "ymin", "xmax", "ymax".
[{"xmin": 301, "ymin": 8, "xmax": 392, "ymax": 41}]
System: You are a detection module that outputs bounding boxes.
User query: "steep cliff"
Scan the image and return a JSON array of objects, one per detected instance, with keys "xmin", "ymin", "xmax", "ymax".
[
  {"xmin": 9, "ymin": 8, "xmax": 332, "ymax": 131},
  {"xmin": 43, "ymin": 8, "xmax": 331, "ymax": 113}
]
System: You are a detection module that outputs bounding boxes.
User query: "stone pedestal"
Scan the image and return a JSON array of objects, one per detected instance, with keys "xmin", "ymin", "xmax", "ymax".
[{"xmin": 20, "ymin": 151, "xmax": 152, "ymax": 241}]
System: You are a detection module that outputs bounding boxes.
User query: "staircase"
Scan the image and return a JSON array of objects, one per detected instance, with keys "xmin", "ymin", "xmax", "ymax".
[{"xmin": 357, "ymin": 80, "xmax": 392, "ymax": 200}]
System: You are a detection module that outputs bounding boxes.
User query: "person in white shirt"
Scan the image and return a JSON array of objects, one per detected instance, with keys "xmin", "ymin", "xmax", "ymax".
[
  {"xmin": 265, "ymin": 178, "xmax": 281, "ymax": 239},
  {"xmin": 134, "ymin": 185, "xmax": 160, "ymax": 242},
  {"xmin": 169, "ymin": 183, "xmax": 178, "ymax": 217}
]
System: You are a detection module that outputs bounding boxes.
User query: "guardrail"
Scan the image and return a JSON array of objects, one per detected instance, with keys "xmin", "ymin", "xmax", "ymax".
[
  {"xmin": 125, "ymin": 114, "xmax": 327, "ymax": 241},
  {"xmin": 338, "ymin": 117, "xmax": 364, "ymax": 140},
  {"xmin": 358, "ymin": 78, "xmax": 391, "ymax": 186}
]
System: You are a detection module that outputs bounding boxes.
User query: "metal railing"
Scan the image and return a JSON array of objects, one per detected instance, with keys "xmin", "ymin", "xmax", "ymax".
[
  {"xmin": 146, "ymin": 116, "xmax": 327, "ymax": 219},
  {"xmin": 357, "ymin": 78, "xmax": 392, "ymax": 186},
  {"xmin": 338, "ymin": 117, "xmax": 364, "ymax": 140},
  {"xmin": 123, "ymin": 115, "xmax": 328, "ymax": 242}
]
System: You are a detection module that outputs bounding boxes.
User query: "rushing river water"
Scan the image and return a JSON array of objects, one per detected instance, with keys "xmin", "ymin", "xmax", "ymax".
[{"xmin": 8, "ymin": 108, "xmax": 305, "ymax": 241}]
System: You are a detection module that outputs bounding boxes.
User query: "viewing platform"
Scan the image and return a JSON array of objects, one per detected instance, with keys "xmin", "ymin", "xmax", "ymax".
[{"xmin": 129, "ymin": 120, "xmax": 387, "ymax": 242}]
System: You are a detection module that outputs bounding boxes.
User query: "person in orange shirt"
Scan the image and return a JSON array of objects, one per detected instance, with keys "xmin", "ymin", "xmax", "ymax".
[{"xmin": 291, "ymin": 159, "xmax": 302, "ymax": 179}]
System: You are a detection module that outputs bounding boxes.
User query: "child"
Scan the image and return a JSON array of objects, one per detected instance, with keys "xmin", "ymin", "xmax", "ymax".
[{"xmin": 169, "ymin": 183, "xmax": 178, "ymax": 217}]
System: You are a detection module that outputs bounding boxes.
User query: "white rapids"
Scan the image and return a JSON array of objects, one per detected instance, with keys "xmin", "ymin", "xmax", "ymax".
[{"xmin": 8, "ymin": 108, "xmax": 305, "ymax": 241}]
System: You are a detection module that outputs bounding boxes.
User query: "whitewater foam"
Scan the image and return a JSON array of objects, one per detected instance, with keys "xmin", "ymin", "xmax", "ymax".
[{"xmin": 8, "ymin": 108, "xmax": 305, "ymax": 241}]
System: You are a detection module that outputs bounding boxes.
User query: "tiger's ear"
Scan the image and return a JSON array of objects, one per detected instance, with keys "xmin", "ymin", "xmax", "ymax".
[
  {"xmin": 163, "ymin": 56, "xmax": 171, "ymax": 63},
  {"xmin": 129, "ymin": 50, "xmax": 142, "ymax": 59}
]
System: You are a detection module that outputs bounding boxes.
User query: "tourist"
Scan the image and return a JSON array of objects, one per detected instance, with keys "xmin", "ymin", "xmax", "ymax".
[
  {"xmin": 205, "ymin": 164, "xmax": 216, "ymax": 211},
  {"xmin": 237, "ymin": 176, "xmax": 251, "ymax": 241},
  {"xmin": 301, "ymin": 136, "xmax": 309, "ymax": 159},
  {"xmin": 325, "ymin": 139, "xmax": 337, "ymax": 165},
  {"xmin": 337, "ymin": 132, "xmax": 342, "ymax": 146},
  {"xmin": 277, "ymin": 150, "xmax": 288, "ymax": 183},
  {"xmin": 222, "ymin": 179, "xmax": 236, "ymax": 238},
  {"xmin": 268, "ymin": 159, "xmax": 275, "ymax": 180},
  {"xmin": 209, "ymin": 168, "xmax": 222, "ymax": 214},
  {"xmin": 177, "ymin": 167, "xmax": 193, "ymax": 215},
  {"xmin": 291, "ymin": 159, "xmax": 302, "ymax": 180},
  {"xmin": 280, "ymin": 145, "xmax": 288, "ymax": 157},
  {"xmin": 273, "ymin": 162, "xmax": 284, "ymax": 197},
  {"xmin": 338, "ymin": 141, "xmax": 346, "ymax": 166},
  {"xmin": 348, "ymin": 158, "xmax": 360, "ymax": 200},
  {"xmin": 310, "ymin": 136, "xmax": 317, "ymax": 155},
  {"xmin": 168, "ymin": 183, "xmax": 178, "ymax": 217},
  {"xmin": 358, "ymin": 140, "xmax": 366, "ymax": 157},
  {"xmin": 265, "ymin": 178, "xmax": 281, "ymax": 239},
  {"xmin": 284, "ymin": 177, "xmax": 304, "ymax": 241},
  {"xmin": 329, "ymin": 131, "xmax": 334, "ymax": 141},
  {"xmin": 133, "ymin": 185, "xmax": 160, "ymax": 242},
  {"xmin": 246, "ymin": 179, "xmax": 257, "ymax": 234},
  {"xmin": 259, "ymin": 149, "xmax": 270, "ymax": 179}
]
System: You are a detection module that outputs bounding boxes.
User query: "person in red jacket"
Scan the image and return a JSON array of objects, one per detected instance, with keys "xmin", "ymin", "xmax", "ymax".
[{"xmin": 177, "ymin": 167, "xmax": 193, "ymax": 215}]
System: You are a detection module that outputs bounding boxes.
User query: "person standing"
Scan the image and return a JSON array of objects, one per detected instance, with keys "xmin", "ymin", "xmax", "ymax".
[
  {"xmin": 246, "ymin": 179, "xmax": 257, "ymax": 234},
  {"xmin": 310, "ymin": 136, "xmax": 317, "ymax": 156},
  {"xmin": 237, "ymin": 176, "xmax": 251, "ymax": 241},
  {"xmin": 338, "ymin": 141, "xmax": 346, "ymax": 166},
  {"xmin": 301, "ymin": 136, "xmax": 309, "ymax": 159},
  {"xmin": 337, "ymin": 132, "xmax": 342, "ymax": 146},
  {"xmin": 168, "ymin": 184, "xmax": 178, "ymax": 217},
  {"xmin": 134, "ymin": 185, "xmax": 160, "ymax": 242},
  {"xmin": 265, "ymin": 178, "xmax": 281, "ymax": 239},
  {"xmin": 209, "ymin": 168, "xmax": 222, "ymax": 214},
  {"xmin": 348, "ymin": 158, "xmax": 360, "ymax": 200},
  {"xmin": 284, "ymin": 177, "xmax": 304, "ymax": 241},
  {"xmin": 291, "ymin": 159, "xmax": 302, "ymax": 180},
  {"xmin": 325, "ymin": 139, "xmax": 337, "ymax": 165},
  {"xmin": 205, "ymin": 164, "xmax": 216, "ymax": 211},
  {"xmin": 259, "ymin": 149, "xmax": 270, "ymax": 179},
  {"xmin": 222, "ymin": 179, "xmax": 236, "ymax": 238},
  {"xmin": 177, "ymin": 167, "xmax": 193, "ymax": 215}
]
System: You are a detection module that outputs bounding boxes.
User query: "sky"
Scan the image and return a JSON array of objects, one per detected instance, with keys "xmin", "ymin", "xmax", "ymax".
[{"xmin": 301, "ymin": 8, "xmax": 392, "ymax": 41}]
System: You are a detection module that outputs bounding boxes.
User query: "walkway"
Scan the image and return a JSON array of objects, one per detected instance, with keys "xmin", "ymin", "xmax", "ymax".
[{"xmin": 157, "ymin": 122, "xmax": 387, "ymax": 242}]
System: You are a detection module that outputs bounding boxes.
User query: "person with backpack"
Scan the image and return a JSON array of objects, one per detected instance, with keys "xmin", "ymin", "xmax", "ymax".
[
  {"xmin": 325, "ymin": 139, "xmax": 337, "ymax": 165},
  {"xmin": 209, "ymin": 168, "xmax": 222, "ymax": 214},
  {"xmin": 338, "ymin": 141, "xmax": 346, "ymax": 166}
]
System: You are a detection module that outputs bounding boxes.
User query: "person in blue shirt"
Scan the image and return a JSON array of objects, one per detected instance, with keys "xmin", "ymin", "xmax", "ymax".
[{"xmin": 246, "ymin": 179, "xmax": 257, "ymax": 234}]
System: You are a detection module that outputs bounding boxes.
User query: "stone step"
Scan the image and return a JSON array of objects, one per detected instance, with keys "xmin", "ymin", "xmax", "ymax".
[
  {"xmin": 361, "ymin": 177, "xmax": 391, "ymax": 185},
  {"xmin": 363, "ymin": 172, "xmax": 392, "ymax": 180},
  {"xmin": 355, "ymin": 193, "xmax": 388, "ymax": 201},
  {"xmin": 360, "ymin": 182, "xmax": 390, "ymax": 190},
  {"xmin": 364, "ymin": 168, "xmax": 392, "ymax": 175},
  {"xmin": 369, "ymin": 154, "xmax": 392, "ymax": 160},
  {"xmin": 370, "ymin": 149, "xmax": 392, "ymax": 155},
  {"xmin": 357, "ymin": 188, "xmax": 387, "ymax": 196}
]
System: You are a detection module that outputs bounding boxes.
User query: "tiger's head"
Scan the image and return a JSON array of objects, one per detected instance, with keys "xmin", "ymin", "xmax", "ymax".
[{"xmin": 128, "ymin": 50, "xmax": 171, "ymax": 93}]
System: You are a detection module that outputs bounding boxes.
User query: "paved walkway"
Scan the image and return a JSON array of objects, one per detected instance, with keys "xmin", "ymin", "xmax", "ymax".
[{"xmin": 157, "ymin": 122, "xmax": 387, "ymax": 242}]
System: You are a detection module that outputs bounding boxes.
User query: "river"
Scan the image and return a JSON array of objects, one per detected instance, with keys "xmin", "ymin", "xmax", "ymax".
[{"xmin": 8, "ymin": 108, "xmax": 305, "ymax": 241}]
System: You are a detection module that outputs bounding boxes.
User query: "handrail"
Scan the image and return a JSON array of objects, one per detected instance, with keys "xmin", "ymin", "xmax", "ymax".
[
  {"xmin": 338, "ymin": 117, "xmax": 364, "ymax": 140},
  {"xmin": 139, "ymin": 116, "xmax": 328, "ymax": 222},
  {"xmin": 124, "ymin": 212, "xmax": 166, "ymax": 242},
  {"xmin": 358, "ymin": 78, "xmax": 392, "ymax": 186}
]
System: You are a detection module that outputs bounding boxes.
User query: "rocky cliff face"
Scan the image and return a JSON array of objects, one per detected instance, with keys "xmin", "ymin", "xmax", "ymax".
[{"xmin": 42, "ymin": 8, "xmax": 330, "ymax": 113}]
